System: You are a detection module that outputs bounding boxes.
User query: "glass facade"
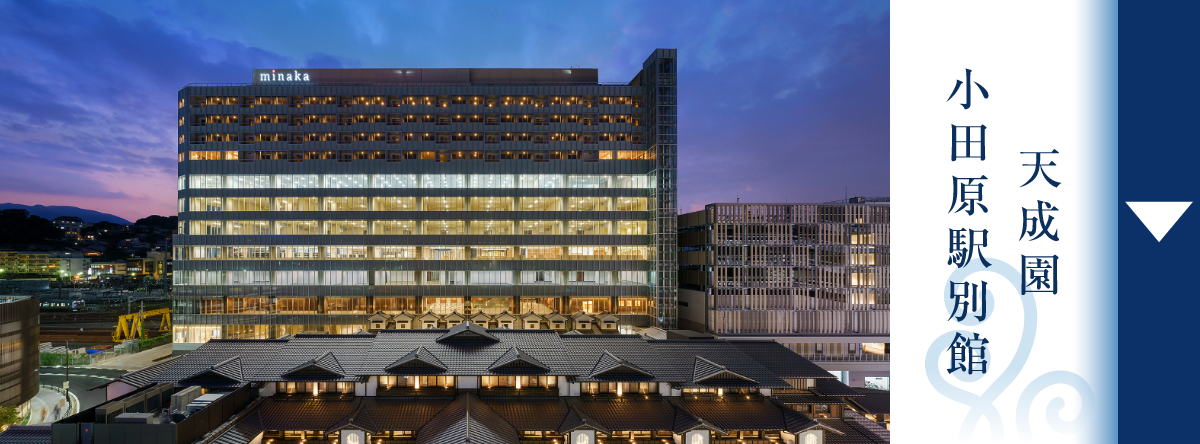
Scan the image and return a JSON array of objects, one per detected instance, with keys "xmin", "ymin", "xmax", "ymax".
[{"xmin": 174, "ymin": 52, "xmax": 676, "ymax": 347}]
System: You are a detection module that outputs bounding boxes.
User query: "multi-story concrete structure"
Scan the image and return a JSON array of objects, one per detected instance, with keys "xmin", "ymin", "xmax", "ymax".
[
  {"xmin": 0, "ymin": 250, "xmax": 53, "ymax": 276},
  {"xmin": 173, "ymin": 49, "xmax": 679, "ymax": 353},
  {"xmin": 0, "ymin": 296, "xmax": 40, "ymax": 419},
  {"xmin": 677, "ymin": 199, "xmax": 890, "ymax": 387},
  {"xmin": 53, "ymin": 216, "xmax": 85, "ymax": 240}
]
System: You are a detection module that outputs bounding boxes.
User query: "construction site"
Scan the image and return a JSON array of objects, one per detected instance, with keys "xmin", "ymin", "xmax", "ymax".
[{"xmin": 38, "ymin": 292, "xmax": 171, "ymax": 350}]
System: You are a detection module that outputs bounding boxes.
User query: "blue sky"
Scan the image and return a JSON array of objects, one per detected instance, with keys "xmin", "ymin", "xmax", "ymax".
[{"xmin": 0, "ymin": 0, "xmax": 888, "ymax": 221}]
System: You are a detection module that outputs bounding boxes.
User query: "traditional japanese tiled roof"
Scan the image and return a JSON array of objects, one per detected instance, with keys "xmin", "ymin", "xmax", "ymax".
[
  {"xmin": 437, "ymin": 321, "xmax": 500, "ymax": 344},
  {"xmin": 565, "ymin": 396, "xmax": 677, "ymax": 432},
  {"xmin": 489, "ymin": 346, "xmax": 552, "ymax": 373},
  {"xmin": 153, "ymin": 339, "xmax": 287, "ymax": 386},
  {"xmin": 589, "ymin": 350, "xmax": 655, "ymax": 380},
  {"xmin": 665, "ymin": 398, "xmax": 724, "ymax": 434},
  {"xmin": 485, "ymin": 397, "xmax": 571, "ymax": 432},
  {"xmin": 91, "ymin": 355, "xmax": 181, "ymax": 390},
  {"xmin": 210, "ymin": 406, "xmax": 264, "ymax": 444},
  {"xmin": 386, "ymin": 346, "xmax": 448, "ymax": 374},
  {"xmin": 562, "ymin": 335, "xmax": 681, "ymax": 382},
  {"xmin": 557, "ymin": 399, "xmax": 611, "ymax": 434},
  {"xmin": 726, "ymin": 340, "xmax": 839, "ymax": 379},
  {"xmin": 369, "ymin": 311, "xmax": 389, "ymax": 322},
  {"xmin": 179, "ymin": 356, "xmax": 244, "ymax": 387},
  {"xmin": 470, "ymin": 311, "xmax": 494, "ymax": 323},
  {"xmin": 521, "ymin": 311, "xmax": 543, "ymax": 321},
  {"xmin": 772, "ymin": 393, "xmax": 848, "ymax": 405},
  {"xmin": 648, "ymin": 340, "xmax": 791, "ymax": 388},
  {"xmin": 352, "ymin": 330, "xmax": 575, "ymax": 376},
  {"xmin": 596, "ymin": 312, "xmax": 619, "ymax": 323},
  {"xmin": 417, "ymin": 393, "xmax": 518, "ymax": 444},
  {"xmin": 571, "ymin": 311, "xmax": 595, "ymax": 322},
  {"xmin": 494, "ymin": 311, "xmax": 518, "ymax": 322},
  {"xmin": 419, "ymin": 311, "xmax": 444, "ymax": 322},
  {"xmin": 445, "ymin": 311, "xmax": 467, "ymax": 322},
  {"xmin": 546, "ymin": 312, "xmax": 570, "ymax": 322},
  {"xmin": 811, "ymin": 379, "xmax": 864, "ymax": 397},
  {"xmin": 847, "ymin": 388, "xmax": 890, "ymax": 414},
  {"xmin": 817, "ymin": 418, "xmax": 884, "ymax": 444},
  {"xmin": 326, "ymin": 401, "xmax": 380, "ymax": 434},
  {"xmin": 394, "ymin": 311, "xmax": 416, "ymax": 322},
  {"xmin": 0, "ymin": 426, "xmax": 51, "ymax": 444},
  {"xmin": 280, "ymin": 351, "xmax": 349, "ymax": 381}
]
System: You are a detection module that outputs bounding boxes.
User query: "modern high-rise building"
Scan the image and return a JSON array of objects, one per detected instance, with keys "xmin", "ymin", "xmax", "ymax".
[
  {"xmin": 172, "ymin": 49, "xmax": 678, "ymax": 354},
  {"xmin": 677, "ymin": 199, "xmax": 890, "ymax": 386}
]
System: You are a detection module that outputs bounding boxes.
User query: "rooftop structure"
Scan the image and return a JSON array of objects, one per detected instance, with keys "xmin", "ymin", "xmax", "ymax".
[{"xmin": 51, "ymin": 326, "xmax": 887, "ymax": 444}]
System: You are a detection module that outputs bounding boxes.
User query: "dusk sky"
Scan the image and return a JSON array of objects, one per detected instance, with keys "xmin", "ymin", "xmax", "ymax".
[{"xmin": 0, "ymin": 0, "xmax": 888, "ymax": 222}]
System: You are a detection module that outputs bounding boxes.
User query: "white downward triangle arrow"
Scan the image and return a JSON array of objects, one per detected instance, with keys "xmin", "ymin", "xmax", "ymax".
[{"xmin": 1126, "ymin": 201, "xmax": 1192, "ymax": 242}]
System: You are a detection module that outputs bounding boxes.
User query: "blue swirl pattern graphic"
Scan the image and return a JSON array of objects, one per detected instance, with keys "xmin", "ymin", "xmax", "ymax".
[{"xmin": 925, "ymin": 258, "xmax": 1094, "ymax": 440}]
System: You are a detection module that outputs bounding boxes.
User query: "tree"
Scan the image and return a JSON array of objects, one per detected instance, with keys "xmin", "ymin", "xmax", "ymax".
[
  {"xmin": 0, "ymin": 209, "xmax": 63, "ymax": 245},
  {"xmin": 0, "ymin": 405, "xmax": 20, "ymax": 427},
  {"xmin": 134, "ymin": 215, "xmax": 177, "ymax": 230}
]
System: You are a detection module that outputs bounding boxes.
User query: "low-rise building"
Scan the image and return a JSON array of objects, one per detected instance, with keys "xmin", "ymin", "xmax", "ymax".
[
  {"xmin": 50, "ymin": 325, "xmax": 888, "ymax": 444},
  {"xmin": 53, "ymin": 216, "xmax": 86, "ymax": 240}
]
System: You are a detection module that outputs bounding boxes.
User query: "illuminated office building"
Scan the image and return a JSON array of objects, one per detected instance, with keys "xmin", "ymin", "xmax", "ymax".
[
  {"xmin": 677, "ymin": 199, "xmax": 890, "ymax": 386},
  {"xmin": 173, "ymin": 49, "xmax": 679, "ymax": 353}
]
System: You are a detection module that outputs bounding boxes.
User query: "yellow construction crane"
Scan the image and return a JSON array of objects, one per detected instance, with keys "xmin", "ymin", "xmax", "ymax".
[{"xmin": 113, "ymin": 307, "xmax": 172, "ymax": 342}]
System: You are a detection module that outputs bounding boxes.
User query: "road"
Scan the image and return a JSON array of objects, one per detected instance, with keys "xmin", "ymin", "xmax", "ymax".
[{"xmin": 39, "ymin": 367, "xmax": 127, "ymax": 412}]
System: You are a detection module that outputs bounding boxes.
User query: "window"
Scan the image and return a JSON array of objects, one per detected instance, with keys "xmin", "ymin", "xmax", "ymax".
[
  {"xmin": 469, "ymin": 197, "xmax": 514, "ymax": 211},
  {"xmin": 375, "ymin": 270, "xmax": 417, "ymax": 285},
  {"xmin": 228, "ymin": 247, "xmax": 270, "ymax": 259},
  {"xmin": 520, "ymin": 271, "xmax": 562, "ymax": 285},
  {"xmin": 325, "ymin": 220, "xmax": 367, "ymax": 235},
  {"xmin": 518, "ymin": 220, "xmax": 561, "ymax": 235},
  {"xmin": 469, "ymin": 220, "xmax": 514, "ymax": 235},
  {"xmin": 274, "ymin": 197, "xmax": 320, "ymax": 211},
  {"xmin": 567, "ymin": 271, "xmax": 611, "ymax": 285},
  {"xmin": 567, "ymin": 220, "xmax": 611, "ymax": 235},
  {"xmin": 189, "ymin": 175, "xmax": 222, "ymax": 189},
  {"xmin": 481, "ymin": 376, "xmax": 557, "ymax": 389},
  {"xmin": 276, "ymin": 246, "xmax": 320, "ymax": 259},
  {"xmin": 520, "ymin": 246, "xmax": 562, "ymax": 260},
  {"xmin": 422, "ymin": 197, "xmax": 466, "ymax": 211},
  {"xmin": 374, "ymin": 246, "xmax": 418, "ymax": 259},
  {"xmin": 275, "ymin": 220, "xmax": 320, "ymax": 235},
  {"xmin": 273, "ymin": 271, "xmax": 319, "ymax": 285},
  {"xmin": 225, "ymin": 197, "xmax": 270, "ymax": 211},
  {"xmin": 326, "ymin": 246, "xmax": 369, "ymax": 259},
  {"xmin": 373, "ymin": 174, "xmax": 417, "ymax": 188},
  {"xmin": 324, "ymin": 174, "xmax": 368, "ymax": 188},
  {"xmin": 373, "ymin": 197, "xmax": 417, "ymax": 211},
  {"xmin": 617, "ymin": 297, "xmax": 650, "ymax": 314},
  {"xmin": 567, "ymin": 175, "xmax": 612, "ymax": 188},
  {"xmin": 518, "ymin": 174, "xmax": 564, "ymax": 188},
  {"xmin": 613, "ymin": 175, "xmax": 650, "ymax": 189},
  {"xmin": 276, "ymin": 174, "xmax": 319, "ymax": 188},
  {"xmin": 615, "ymin": 221, "xmax": 647, "ymax": 235},
  {"xmin": 518, "ymin": 197, "xmax": 562, "ymax": 211},
  {"xmin": 614, "ymin": 197, "xmax": 647, "ymax": 211},
  {"xmin": 189, "ymin": 197, "xmax": 223, "ymax": 212},
  {"xmin": 324, "ymin": 271, "xmax": 369, "ymax": 285},
  {"xmin": 617, "ymin": 271, "xmax": 649, "ymax": 285},
  {"xmin": 324, "ymin": 297, "xmax": 367, "ymax": 314},
  {"xmin": 469, "ymin": 174, "xmax": 515, "ymax": 188},
  {"xmin": 470, "ymin": 271, "xmax": 513, "ymax": 285},
  {"xmin": 372, "ymin": 220, "xmax": 418, "ymax": 235},
  {"xmin": 423, "ymin": 246, "xmax": 466, "ymax": 260},
  {"xmin": 422, "ymin": 174, "xmax": 466, "ymax": 188},
  {"xmin": 568, "ymin": 197, "xmax": 611, "ymax": 211},
  {"xmin": 471, "ymin": 246, "xmax": 514, "ymax": 260},
  {"xmin": 188, "ymin": 220, "xmax": 223, "ymax": 235},
  {"xmin": 324, "ymin": 197, "xmax": 369, "ymax": 211},
  {"xmin": 422, "ymin": 220, "xmax": 466, "ymax": 235}
]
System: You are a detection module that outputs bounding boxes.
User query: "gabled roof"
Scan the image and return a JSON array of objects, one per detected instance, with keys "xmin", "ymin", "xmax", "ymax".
[
  {"xmin": 327, "ymin": 402, "xmax": 379, "ymax": 434},
  {"xmin": 179, "ymin": 356, "xmax": 244, "ymax": 387},
  {"xmin": 571, "ymin": 311, "xmax": 595, "ymax": 322},
  {"xmin": 520, "ymin": 311, "xmax": 543, "ymax": 321},
  {"xmin": 369, "ymin": 311, "xmax": 389, "ymax": 322},
  {"xmin": 546, "ymin": 312, "xmax": 570, "ymax": 322},
  {"xmin": 558, "ymin": 401, "xmax": 611, "ymax": 434},
  {"xmin": 589, "ymin": 351, "xmax": 654, "ymax": 380},
  {"xmin": 282, "ymin": 351, "xmax": 347, "ymax": 380},
  {"xmin": 470, "ymin": 311, "xmax": 494, "ymax": 322},
  {"xmin": 393, "ymin": 311, "xmax": 416, "ymax": 322},
  {"xmin": 494, "ymin": 311, "xmax": 518, "ymax": 321},
  {"xmin": 386, "ymin": 346, "xmax": 448, "ymax": 374},
  {"xmin": 665, "ymin": 398, "xmax": 725, "ymax": 434},
  {"xmin": 725, "ymin": 340, "xmax": 837, "ymax": 379},
  {"xmin": 417, "ymin": 393, "xmax": 518, "ymax": 444},
  {"xmin": 488, "ymin": 346, "xmax": 551, "ymax": 373},
  {"xmin": 445, "ymin": 311, "xmax": 466, "ymax": 322},
  {"xmin": 154, "ymin": 339, "xmax": 287, "ymax": 385},
  {"xmin": 647, "ymin": 340, "xmax": 791, "ymax": 388},
  {"xmin": 811, "ymin": 378, "xmax": 864, "ymax": 397},
  {"xmin": 692, "ymin": 356, "xmax": 756, "ymax": 384},
  {"xmin": 847, "ymin": 388, "xmax": 890, "ymax": 414},
  {"xmin": 563, "ymin": 330, "xmax": 583, "ymax": 335},
  {"xmin": 437, "ymin": 321, "xmax": 500, "ymax": 344},
  {"xmin": 419, "ymin": 311, "xmax": 443, "ymax": 321},
  {"xmin": 596, "ymin": 312, "xmax": 619, "ymax": 323}
]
